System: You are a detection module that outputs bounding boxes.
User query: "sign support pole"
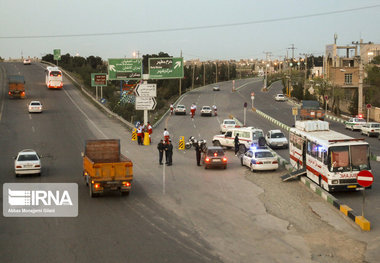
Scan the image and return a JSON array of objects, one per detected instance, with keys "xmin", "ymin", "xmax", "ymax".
[
  {"xmin": 144, "ymin": 109, "xmax": 148, "ymax": 125},
  {"xmin": 100, "ymin": 86, "xmax": 103, "ymax": 100},
  {"xmin": 362, "ymin": 188, "xmax": 365, "ymax": 217},
  {"xmin": 96, "ymin": 86, "xmax": 98, "ymax": 101}
]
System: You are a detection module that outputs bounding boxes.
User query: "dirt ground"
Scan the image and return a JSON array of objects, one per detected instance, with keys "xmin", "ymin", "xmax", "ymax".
[{"xmin": 245, "ymin": 168, "xmax": 368, "ymax": 263}]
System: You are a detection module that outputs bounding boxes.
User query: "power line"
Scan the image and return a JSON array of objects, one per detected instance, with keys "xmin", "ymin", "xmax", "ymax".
[{"xmin": 1, "ymin": 4, "xmax": 379, "ymax": 39}]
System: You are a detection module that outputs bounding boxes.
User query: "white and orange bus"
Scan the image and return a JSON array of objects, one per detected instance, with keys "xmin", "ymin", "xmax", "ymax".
[
  {"xmin": 289, "ymin": 120, "xmax": 371, "ymax": 192},
  {"xmin": 45, "ymin": 66, "xmax": 63, "ymax": 89}
]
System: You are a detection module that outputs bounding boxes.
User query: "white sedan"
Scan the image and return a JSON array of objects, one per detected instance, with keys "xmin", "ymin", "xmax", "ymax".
[
  {"xmin": 15, "ymin": 149, "xmax": 41, "ymax": 176},
  {"xmin": 240, "ymin": 147, "xmax": 279, "ymax": 171},
  {"xmin": 361, "ymin": 122, "xmax": 380, "ymax": 137},
  {"xmin": 200, "ymin": 106, "xmax": 212, "ymax": 116},
  {"xmin": 265, "ymin": 130, "xmax": 288, "ymax": 149},
  {"xmin": 28, "ymin": 101, "xmax": 43, "ymax": 113},
  {"xmin": 275, "ymin": 94, "xmax": 286, "ymax": 101},
  {"xmin": 174, "ymin": 104, "xmax": 186, "ymax": 115},
  {"xmin": 220, "ymin": 119, "xmax": 237, "ymax": 133},
  {"xmin": 23, "ymin": 59, "xmax": 31, "ymax": 65}
]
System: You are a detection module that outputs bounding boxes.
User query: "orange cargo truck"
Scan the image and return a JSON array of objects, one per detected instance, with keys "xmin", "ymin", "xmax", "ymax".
[
  {"xmin": 83, "ymin": 139, "xmax": 133, "ymax": 197},
  {"xmin": 8, "ymin": 75, "xmax": 26, "ymax": 98}
]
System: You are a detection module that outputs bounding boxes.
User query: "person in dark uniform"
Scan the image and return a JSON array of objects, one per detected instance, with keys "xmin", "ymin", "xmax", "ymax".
[
  {"xmin": 234, "ymin": 133, "xmax": 240, "ymax": 156},
  {"xmin": 166, "ymin": 140, "xmax": 173, "ymax": 166},
  {"xmin": 195, "ymin": 141, "xmax": 202, "ymax": 166},
  {"xmin": 157, "ymin": 140, "xmax": 164, "ymax": 165}
]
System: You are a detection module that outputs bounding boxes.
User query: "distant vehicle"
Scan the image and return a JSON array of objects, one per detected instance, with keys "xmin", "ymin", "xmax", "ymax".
[
  {"xmin": 45, "ymin": 66, "xmax": 63, "ymax": 89},
  {"xmin": 300, "ymin": 100, "xmax": 324, "ymax": 120},
  {"xmin": 220, "ymin": 119, "xmax": 237, "ymax": 133},
  {"xmin": 14, "ymin": 149, "xmax": 41, "ymax": 176},
  {"xmin": 289, "ymin": 120, "xmax": 371, "ymax": 192},
  {"xmin": 213, "ymin": 86, "xmax": 220, "ymax": 91},
  {"xmin": 83, "ymin": 139, "xmax": 133, "ymax": 197},
  {"xmin": 240, "ymin": 146, "xmax": 278, "ymax": 172},
  {"xmin": 200, "ymin": 106, "xmax": 212, "ymax": 116},
  {"xmin": 8, "ymin": 75, "xmax": 26, "ymax": 99},
  {"xmin": 274, "ymin": 94, "xmax": 286, "ymax": 101},
  {"xmin": 203, "ymin": 146, "xmax": 227, "ymax": 169},
  {"xmin": 360, "ymin": 122, "xmax": 380, "ymax": 137},
  {"xmin": 23, "ymin": 59, "xmax": 31, "ymax": 65},
  {"xmin": 265, "ymin": 130, "xmax": 288, "ymax": 149},
  {"xmin": 345, "ymin": 116, "xmax": 366, "ymax": 131},
  {"xmin": 212, "ymin": 127, "xmax": 264, "ymax": 153},
  {"xmin": 174, "ymin": 104, "xmax": 186, "ymax": 115},
  {"xmin": 28, "ymin": 101, "xmax": 43, "ymax": 113}
]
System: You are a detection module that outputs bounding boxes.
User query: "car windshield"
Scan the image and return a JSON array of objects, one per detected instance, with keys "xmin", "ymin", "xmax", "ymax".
[
  {"xmin": 329, "ymin": 145, "xmax": 370, "ymax": 172},
  {"xmin": 252, "ymin": 131, "xmax": 263, "ymax": 139},
  {"xmin": 277, "ymin": 94, "xmax": 284, "ymax": 97},
  {"xmin": 355, "ymin": 118, "xmax": 366, "ymax": 123},
  {"xmin": 177, "ymin": 105, "xmax": 185, "ymax": 108},
  {"xmin": 255, "ymin": 151, "xmax": 273, "ymax": 158},
  {"xmin": 18, "ymin": 154, "xmax": 38, "ymax": 161},
  {"xmin": 203, "ymin": 107, "xmax": 211, "ymax": 110},
  {"xmin": 225, "ymin": 121, "xmax": 235, "ymax": 125},
  {"xmin": 371, "ymin": 124, "xmax": 380, "ymax": 128},
  {"xmin": 31, "ymin": 102, "xmax": 40, "ymax": 106},
  {"xmin": 207, "ymin": 149, "xmax": 224, "ymax": 156},
  {"xmin": 271, "ymin": 133, "xmax": 285, "ymax": 138}
]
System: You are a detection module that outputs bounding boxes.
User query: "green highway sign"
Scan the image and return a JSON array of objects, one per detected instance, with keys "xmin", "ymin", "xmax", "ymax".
[
  {"xmin": 108, "ymin": 58, "xmax": 142, "ymax": 80},
  {"xmin": 54, "ymin": 49, "xmax": 61, "ymax": 60},
  {"xmin": 148, "ymin": 57, "xmax": 184, "ymax": 79},
  {"xmin": 91, "ymin": 73, "xmax": 107, "ymax": 87}
]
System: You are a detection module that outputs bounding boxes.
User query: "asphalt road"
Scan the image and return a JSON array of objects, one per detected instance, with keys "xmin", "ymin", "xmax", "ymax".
[
  {"xmin": 1, "ymin": 63, "xmax": 378, "ymax": 262},
  {"xmin": 0, "ymin": 62, "xmax": 221, "ymax": 263},
  {"xmin": 235, "ymin": 80, "xmax": 380, "ymax": 231}
]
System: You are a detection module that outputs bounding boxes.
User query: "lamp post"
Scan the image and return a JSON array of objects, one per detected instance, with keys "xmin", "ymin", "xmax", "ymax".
[{"xmin": 215, "ymin": 61, "xmax": 218, "ymax": 83}]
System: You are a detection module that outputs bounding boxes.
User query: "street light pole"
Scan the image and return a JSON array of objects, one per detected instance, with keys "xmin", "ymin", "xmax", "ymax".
[{"xmin": 215, "ymin": 62, "xmax": 218, "ymax": 83}]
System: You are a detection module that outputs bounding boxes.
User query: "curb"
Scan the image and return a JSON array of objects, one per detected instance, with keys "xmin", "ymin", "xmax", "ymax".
[
  {"xmin": 300, "ymin": 176, "xmax": 370, "ymax": 231},
  {"xmin": 325, "ymin": 114, "xmax": 346, "ymax": 124}
]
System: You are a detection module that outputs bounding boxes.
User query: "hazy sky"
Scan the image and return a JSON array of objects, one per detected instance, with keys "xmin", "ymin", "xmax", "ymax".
[{"xmin": 1, "ymin": 0, "xmax": 379, "ymax": 61}]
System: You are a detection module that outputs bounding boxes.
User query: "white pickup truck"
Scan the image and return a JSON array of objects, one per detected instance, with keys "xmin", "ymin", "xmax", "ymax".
[{"xmin": 212, "ymin": 127, "xmax": 264, "ymax": 153}]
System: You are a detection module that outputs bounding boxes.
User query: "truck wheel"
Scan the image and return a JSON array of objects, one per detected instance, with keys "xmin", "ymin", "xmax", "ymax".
[
  {"xmin": 121, "ymin": 191, "xmax": 130, "ymax": 196},
  {"xmin": 89, "ymin": 183, "xmax": 97, "ymax": 198},
  {"xmin": 185, "ymin": 143, "xmax": 191, "ymax": 150}
]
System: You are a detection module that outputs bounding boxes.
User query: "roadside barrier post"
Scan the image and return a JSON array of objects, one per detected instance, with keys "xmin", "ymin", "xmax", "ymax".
[
  {"xmin": 179, "ymin": 136, "xmax": 185, "ymax": 150},
  {"xmin": 143, "ymin": 132, "xmax": 150, "ymax": 145},
  {"xmin": 131, "ymin": 129, "xmax": 137, "ymax": 141}
]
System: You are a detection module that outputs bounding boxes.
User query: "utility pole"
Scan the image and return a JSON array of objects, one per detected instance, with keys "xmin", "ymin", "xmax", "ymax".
[
  {"xmin": 203, "ymin": 62, "xmax": 206, "ymax": 86},
  {"xmin": 288, "ymin": 44, "xmax": 296, "ymax": 60},
  {"xmin": 352, "ymin": 40, "xmax": 372, "ymax": 115},
  {"xmin": 215, "ymin": 61, "xmax": 218, "ymax": 83},
  {"xmin": 263, "ymin": 52, "xmax": 272, "ymax": 89},
  {"xmin": 179, "ymin": 50, "xmax": 182, "ymax": 96},
  {"xmin": 192, "ymin": 62, "xmax": 195, "ymax": 90}
]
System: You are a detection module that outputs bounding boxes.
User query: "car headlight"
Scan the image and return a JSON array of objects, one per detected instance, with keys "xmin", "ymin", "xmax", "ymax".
[{"xmin": 332, "ymin": 180, "xmax": 338, "ymax": 184}]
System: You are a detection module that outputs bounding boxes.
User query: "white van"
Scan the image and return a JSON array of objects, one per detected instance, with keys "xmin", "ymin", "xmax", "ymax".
[{"xmin": 212, "ymin": 127, "xmax": 264, "ymax": 153}]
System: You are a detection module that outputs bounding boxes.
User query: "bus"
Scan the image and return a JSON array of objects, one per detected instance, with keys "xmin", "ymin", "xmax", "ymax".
[
  {"xmin": 289, "ymin": 120, "xmax": 371, "ymax": 192},
  {"xmin": 45, "ymin": 67, "xmax": 63, "ymax": 89}
]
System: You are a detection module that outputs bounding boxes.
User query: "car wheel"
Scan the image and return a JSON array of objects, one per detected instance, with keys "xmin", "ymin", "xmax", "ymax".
[
  {"xmin": 238, "ymin": 144, "xmax": 246, "ymax": 154},
  {"xmin": 121, "ymin": 191, "xmax": 130, "ymax": 196},
  {"xmin": 204, "ymin": 165, "xmax": 208, "ymax": 169},
  {"xmin": 224, "ymin": 165, "xmax": 227, "ymax": 169}
]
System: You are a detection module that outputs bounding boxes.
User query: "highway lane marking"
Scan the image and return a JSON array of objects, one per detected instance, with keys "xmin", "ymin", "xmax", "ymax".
[
  {"xmin": 234, "ymin": 79, "xmax": 261, "ymax": 92},
  {"xmin": 29, "ymin": 114, "xmax": 32, "ymax": 120},
  {"xmin": 32, "ymin": 126, "xmax": 35, "ymax": 133},
  {"xmin": 0, "ymin": 66, "xmax": 6, "ymax": 122},
  {"xmin": 63, "ymin": 88, "xmax": 108, "ymax": 139}
]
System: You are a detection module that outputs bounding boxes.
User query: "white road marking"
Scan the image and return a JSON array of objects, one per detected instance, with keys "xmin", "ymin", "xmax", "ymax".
[
  {"xmin": 29, "ymin": 114, "xmax": 32, "ymax": 120},
  {"xmin": 0, "ymin": 96, "xmax": 4, "ymax": 122},
  {"xmin": 32, "ymin": 126, "xmax": 35, "ymax": 133},
  {"xmin": 163, "ymin": 163, "xmax": 166, "ymax": 195},
  {"xmin": 63, "ymin": 88, "xmax": 108, "ymax": 139}
]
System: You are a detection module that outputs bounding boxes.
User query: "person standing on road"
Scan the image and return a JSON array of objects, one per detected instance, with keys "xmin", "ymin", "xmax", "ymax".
[
  {"xmin": 137, "ymin": 123, "xmax": 143, "ymax": 145},
  {"xmin": 170, "ymin": 104, "xmax": 174, "ymax": 115},
  {"xmin": 195, "ymin": 141, "xmax": 202, "ymax": 166},
  {"xmin": 234, "ymin": 133, "xmax": 240, "ymax": 156},
  {"xmin": 163, "ymin": 128, "xmax": 170, "ymax": 143},
  {"xmin": 212, "ymin": 105, "xmax": 217, "ymax": 116},
  {"xmin": 190, "ymin": 103, "xmax": 196, "ymax": 118},
  {"xmin": 166, "ymin": 140, "xmax": 173, "ymax": 166},
  {"xmin": 157, "ymin": 140, "xmax": 164, "ymax": 165}
]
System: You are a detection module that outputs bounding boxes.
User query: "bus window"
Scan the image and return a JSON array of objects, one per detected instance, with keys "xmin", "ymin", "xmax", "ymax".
[
  {"xmin": 329, "ymin": 146, "xmax": 349, "ymax": 172},
  {"xmin": 351, "ymin": 145, "xmax": 370, "ymax": 171}
]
